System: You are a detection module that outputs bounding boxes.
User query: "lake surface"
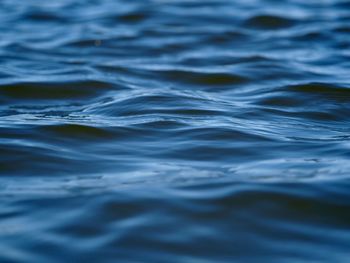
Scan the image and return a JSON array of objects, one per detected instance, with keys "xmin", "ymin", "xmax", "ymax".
[{"xmin": 1, "ymin": 0, "xmax": 350, "ymax": 262}]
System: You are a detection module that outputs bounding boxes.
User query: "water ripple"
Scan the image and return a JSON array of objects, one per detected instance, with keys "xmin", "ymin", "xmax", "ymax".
[{"xmin": 1, "ymin": 0, "xmax": 350, "ymax": 262}]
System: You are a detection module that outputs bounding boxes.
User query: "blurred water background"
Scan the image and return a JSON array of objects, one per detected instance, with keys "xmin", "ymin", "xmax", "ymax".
[{"xmin": 1, "ymin": 0, "xmax": 350, "ymax": 262}]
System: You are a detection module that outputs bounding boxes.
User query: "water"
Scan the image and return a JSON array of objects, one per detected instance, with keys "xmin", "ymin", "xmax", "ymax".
[{"xmin": 1, "ymin": 0, "xmax": 350, "ymax": 261}]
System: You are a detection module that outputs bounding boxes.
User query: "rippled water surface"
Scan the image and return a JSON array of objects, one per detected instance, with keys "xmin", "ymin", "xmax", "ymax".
[{"xmin": 1, "ymin": 0, "xmax": 350, "ymax": 262}]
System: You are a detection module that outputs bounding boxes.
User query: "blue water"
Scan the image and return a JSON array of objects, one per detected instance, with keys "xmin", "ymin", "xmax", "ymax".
[{"xmin": 1, "ymin": 0, "xmax": 350, "ymax": 262}]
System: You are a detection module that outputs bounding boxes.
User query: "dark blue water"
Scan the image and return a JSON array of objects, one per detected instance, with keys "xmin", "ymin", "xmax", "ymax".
[{"xmin": 1, "ymin": 0, "xmax": 350, "ymax": 262}]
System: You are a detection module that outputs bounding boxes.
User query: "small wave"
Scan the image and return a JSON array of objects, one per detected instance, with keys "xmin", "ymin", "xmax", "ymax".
[
  {"xmin": 153, "ymin": 69, "xmax": 249, "ymax": 87},
  {"xmin": 287, "ymin": 82, "xmax": 350, "ymax": 99},
  {"xmin": 244, "ymin": 14, "xmax": 297, "ymax": 29},
  {"xmin": 0, "ymin": 80, "xmax": 119, "ymax": 101}
]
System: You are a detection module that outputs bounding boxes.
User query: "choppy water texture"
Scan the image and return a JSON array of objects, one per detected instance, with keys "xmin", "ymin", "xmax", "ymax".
[{"xmin": 1, "ymin": 0, "xmax": 350, "ymax": 262}]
